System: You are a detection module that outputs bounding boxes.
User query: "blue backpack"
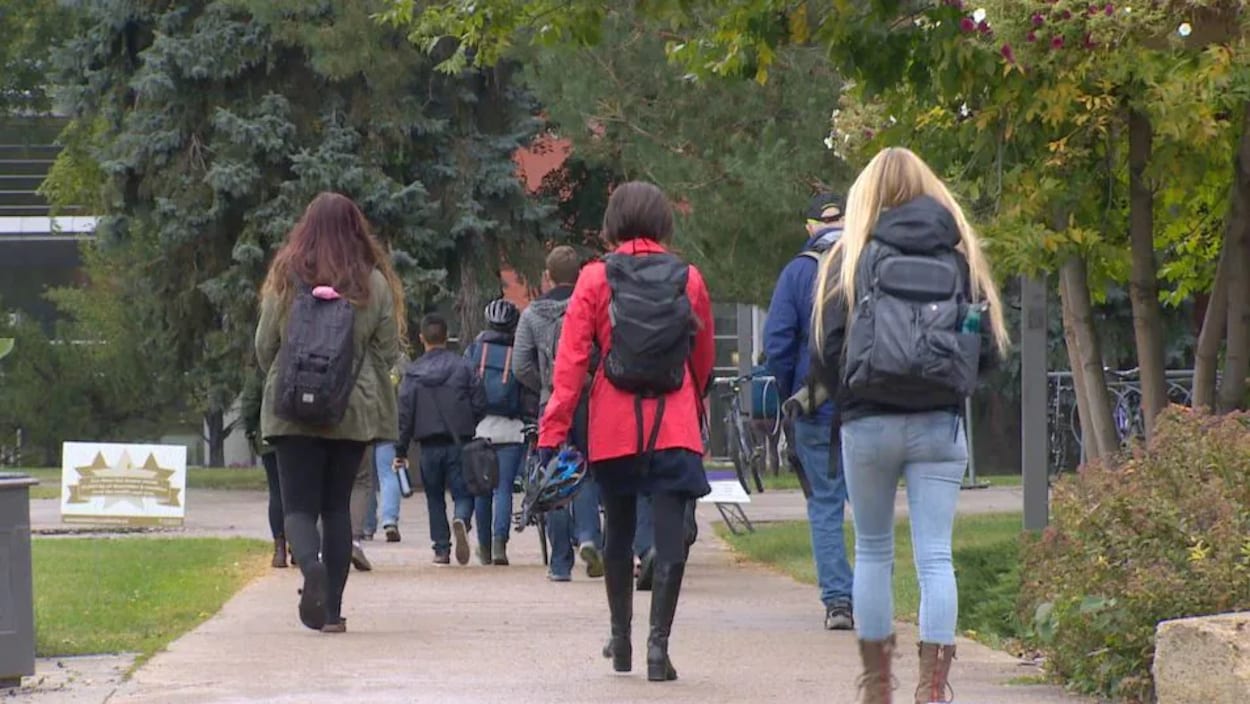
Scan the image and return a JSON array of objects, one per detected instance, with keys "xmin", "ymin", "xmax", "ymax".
[{"xmin": 470, "ymin": 342, "xmax": 523, "ymax": 418}]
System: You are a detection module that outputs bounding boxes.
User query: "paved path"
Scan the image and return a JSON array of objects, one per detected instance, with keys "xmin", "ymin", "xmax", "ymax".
[
  {"xmin": 72, "ymin": 489, "xmax": 1084, "ymax": 704},
  {"xmin": 28, "ymin": 485, "xmax": 1034, "ymax": 538}
]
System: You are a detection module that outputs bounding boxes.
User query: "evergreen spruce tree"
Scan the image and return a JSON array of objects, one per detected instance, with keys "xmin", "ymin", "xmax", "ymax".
[{"xmin": 51, "ymin": 0, "xmax": 554, "ymax": 463}]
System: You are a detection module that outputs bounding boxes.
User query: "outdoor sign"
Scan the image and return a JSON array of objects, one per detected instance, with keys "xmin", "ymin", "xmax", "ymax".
[
  {"xmin": 60, "ymin": 442, "xmax": 187, "ymax": 527},
  {"xmin": 698, "ymin": 471, "xmax": 752, "ymax": 505}
]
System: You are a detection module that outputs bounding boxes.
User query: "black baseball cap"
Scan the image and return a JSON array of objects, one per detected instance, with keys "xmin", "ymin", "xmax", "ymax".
[{"xmin": 805, "ymin": 192, "xmax": 846, "ymax": 221}]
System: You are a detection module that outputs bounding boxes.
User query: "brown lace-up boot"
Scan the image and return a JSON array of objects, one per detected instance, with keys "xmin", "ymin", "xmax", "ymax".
[
  {"xmin": 914, "ymin": 642, "xmax": 956, "ymax": 703},
  {"xmin": 272, "ymin": 538, "xmax": 288, "ymax": 568},
  {"xmin": 857, "ymin": 635, "xmax": 896, "ymax": 704}
]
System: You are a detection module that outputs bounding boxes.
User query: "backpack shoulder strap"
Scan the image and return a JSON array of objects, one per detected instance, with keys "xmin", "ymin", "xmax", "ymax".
[
  {"xmin": 478, "ymin": 342, "xmax": 490, "ymax": 377},
  {"xmin": 797, "ymin": 250, "xmax": 822, "ymax": 263}
]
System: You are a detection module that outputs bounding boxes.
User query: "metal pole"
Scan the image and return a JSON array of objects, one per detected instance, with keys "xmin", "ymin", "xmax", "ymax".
[
  {"xmin": 1021, "ymin": 275, "xmax": 1050, "ymax": 531},
  {"xmin": 961, "ymin": 396, "xmax": 989, "ymax": 489},
  {"xmin": 736, "ymin": 304, "xmax": 754, "ymax": 414}
]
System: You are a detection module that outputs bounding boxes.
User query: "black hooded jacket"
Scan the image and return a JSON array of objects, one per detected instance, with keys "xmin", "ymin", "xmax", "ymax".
[
  {"xmin": 809, "ymin": 195, "xmax": 996, "ymax": 424},
  {"xmin": 395, "ymin": 348, "xmax": 486, "ymax": 455}
]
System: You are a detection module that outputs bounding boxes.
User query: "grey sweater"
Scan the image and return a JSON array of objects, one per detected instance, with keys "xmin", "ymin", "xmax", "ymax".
[{"xmin": 513, "ymin": 288, "xmax": 572, "ymax": 407}]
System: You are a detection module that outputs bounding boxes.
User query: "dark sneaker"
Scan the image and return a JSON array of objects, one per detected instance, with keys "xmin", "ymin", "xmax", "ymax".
[
  {"xmin": 384, "ymin": 525, "xmax": 401, "ymax": 543},
  {"xmin": 478, "ymin": 544, "xmax": 492, "ymax": 566},
  {"xmin": 351, "ymin": 542, "xmax": 373, "ymax": 572},
  {"xmin": 452, "ymin": 519, "xmax": 470, "ymax": 565},
  {"xmin": 297, "ymin": 561, "xmax": 328, "ymax": 631},
  {"xmin": 433, "ymin": 552, "xmax": 451, "ymax": 565},
  {"xmin": 825, "ymin": 599, "xmax": 854, "ymax": 631},
  {"xmin": 580, "ymin": 543, "xmax": 605, "ymax": 579},
  {"xmin": 547, "ymin": 572, "xmax": 572, "ymax": 582}
]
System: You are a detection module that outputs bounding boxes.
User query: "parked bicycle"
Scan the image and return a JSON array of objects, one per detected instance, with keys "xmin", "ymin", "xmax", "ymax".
[{"xmin": 719, "ymin": 374, "xmax": 766, "ymax": 494}]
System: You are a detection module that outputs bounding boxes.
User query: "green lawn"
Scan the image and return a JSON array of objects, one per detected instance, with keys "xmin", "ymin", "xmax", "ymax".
[
  {"xmin": 19, "ymin": 466, "xmax": 269, "ymax": 500},
  {"xmin": 718, "ymin": 512, "xmax": 1025, "ymax": 643},
  {"xmin": 33, "ymin": 538, "xmax": 269, "ymax": 664}
]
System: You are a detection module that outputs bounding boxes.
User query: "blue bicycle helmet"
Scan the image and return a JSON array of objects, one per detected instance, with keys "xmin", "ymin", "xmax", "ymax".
[{"xmin": 519, "ymin": 446, "xmax": 587, "ymax": 522}]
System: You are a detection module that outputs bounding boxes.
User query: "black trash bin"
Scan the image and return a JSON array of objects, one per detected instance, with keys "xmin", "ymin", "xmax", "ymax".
[{"xmin": 0, "ymin": 472, "xmax": 37, "ymax": 688}]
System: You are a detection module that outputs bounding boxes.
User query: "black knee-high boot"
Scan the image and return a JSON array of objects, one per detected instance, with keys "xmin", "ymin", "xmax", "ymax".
[
  {"xmin": 647, "ymin": 561, "xmax": 685, "ymax": 682},
  {"xmin": 602, "ymin": 556, "xmax": 634, "ymax": 672}
]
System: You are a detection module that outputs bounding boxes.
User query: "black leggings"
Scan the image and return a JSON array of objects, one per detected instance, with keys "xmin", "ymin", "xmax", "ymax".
[
  {"xmin": 261, "ymin": 452, "xmax": 283, "ymax": 540},
  {"xmin": 603, "ymin": 491, "xmax": 690, "ymax": 566},
  {"xmin": 274, "ymin": 437, "xmax": 366, "ymax": 621}
]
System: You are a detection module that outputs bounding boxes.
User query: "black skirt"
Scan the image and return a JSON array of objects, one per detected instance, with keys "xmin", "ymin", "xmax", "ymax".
[{"xmin": 591, "ymin": 449, "xmax": 712, "ymax": 500}]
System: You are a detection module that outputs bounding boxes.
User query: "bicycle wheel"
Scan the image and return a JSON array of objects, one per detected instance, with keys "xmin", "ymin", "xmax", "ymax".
[
  {"xmin": 749, "ymin": 447, "xmax": 766, "ymax": 494},
  {"xmin": 726, "ymin": 419, "xmax": 752, "ymax": 494},
  {"xmin": 538, "ymin": 514, "xmax": 549, "ymax": 566}
]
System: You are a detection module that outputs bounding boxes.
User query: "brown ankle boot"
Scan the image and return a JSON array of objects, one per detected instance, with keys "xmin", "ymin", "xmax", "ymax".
[
  {"xmin": 914, "ymin": 643, "xmax": 956, "ymax": 703},
  {"xmin": 857, "ymin": 635, "xmax": 896, "ymax": 704},
  {"xmin": 272, "ymin": 538, "xmax": 288, "ymax": 568}
]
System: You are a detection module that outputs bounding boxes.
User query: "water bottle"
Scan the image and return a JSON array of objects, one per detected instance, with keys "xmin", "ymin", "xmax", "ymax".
[{"xmin": 962, "ymin": 303, "xmax": 986, "ymax": 334}]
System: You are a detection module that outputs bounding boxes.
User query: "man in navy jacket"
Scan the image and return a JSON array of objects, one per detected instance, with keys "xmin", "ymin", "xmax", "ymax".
[{"xmin": 763, "ymin": 193, "xmax": 854, "ymax": 630}]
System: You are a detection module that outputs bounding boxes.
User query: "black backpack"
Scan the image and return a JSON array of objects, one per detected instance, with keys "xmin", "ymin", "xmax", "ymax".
[
  {"xmin": 602, "ymin": 252, "xmax": 695, "ymax": 458},
  {"xmin": 274, "ymin": 286, "xmax": 361, "ymax": 427},
  {"xmin": 840, "ymin": 242, "xmax": 981, "ymax": 408}
]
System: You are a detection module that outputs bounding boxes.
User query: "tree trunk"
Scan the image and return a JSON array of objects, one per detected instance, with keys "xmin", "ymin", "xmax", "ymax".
[
  {"xmin": 1219, "ymin": 102, "xmax": 1250, "ymax": 411},
  {"xmin": 1193, "ymin": 240, "xmax": 1228, "ymax": 410},
  {"xmin": 1059, "ymin": 256, "xmax": 1119, "ymax": 460},
  {"xmin": 1127, "ymin": 109, "xmax": 1168, "ymax": 436},
  {"xmin": 1060, "ymin": 280, "xmax": 1096, "ymax": 464},
  {"xmin": 205, "ymin": 408, "xmax": 225, "ymax": 468}
]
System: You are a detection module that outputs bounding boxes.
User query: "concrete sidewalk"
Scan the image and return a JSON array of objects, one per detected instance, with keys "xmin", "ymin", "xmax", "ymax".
[
  {"xmin": 99, "ymin": 496, "xmax": 1083, "ymax": 704},
  {"xmin": 28, "ymin": 484, "xmax": 1032, "ymax": 537}
]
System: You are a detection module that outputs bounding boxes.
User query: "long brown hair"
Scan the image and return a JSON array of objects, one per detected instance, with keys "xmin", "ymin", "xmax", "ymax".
[{"xmin": 261, "ymin": 192, "xmax": 407, "ymax": 340}]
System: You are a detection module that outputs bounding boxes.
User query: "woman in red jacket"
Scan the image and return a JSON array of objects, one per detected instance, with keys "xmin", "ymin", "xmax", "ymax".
[{"xmin": 539, "ymin": 181, "xmax": 715, "ymax": 683}]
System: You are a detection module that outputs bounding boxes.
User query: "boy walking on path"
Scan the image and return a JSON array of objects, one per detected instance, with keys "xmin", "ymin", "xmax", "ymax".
[
  {"xmin": 514, "ymin": 245, "xmax": 604, "ymax": 581},
  {"xmin": 763, "ymin": 193, "xmax": 855, "ymax": 630},
  {"xmin": 396, "ymin": 314, "xmax": 486, "ymax": 565}
]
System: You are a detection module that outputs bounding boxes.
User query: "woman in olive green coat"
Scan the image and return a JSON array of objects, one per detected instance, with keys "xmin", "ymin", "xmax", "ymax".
[{"xmin": 255, "ymin": 192, "xmax": 404, "ymax": 633}]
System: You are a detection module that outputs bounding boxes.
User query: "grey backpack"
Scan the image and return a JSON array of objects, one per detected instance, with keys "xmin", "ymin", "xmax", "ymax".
[
  {"xmin": 274, "ymin": 286, "xmax": 360, "ymax": 427},
  {"xmin": 841, "ymin": 242, "xmax": 980, "ymax": 408}
]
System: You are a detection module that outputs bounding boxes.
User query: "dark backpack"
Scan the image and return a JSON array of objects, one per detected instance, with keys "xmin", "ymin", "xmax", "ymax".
[
  {"xmin": 602, "ymin": 252, "xmax": 695, "ymax": 457},
  {"xmin": 274, "ymin": 286, "xmax": 360, "ymax": 426},
  {"xmin": 470, "ymin": 342, "xmax": 523, "ymax": 418},
  {"xmin": 840, "ymin": 242, "xmax": 981, "ymax": 408}
]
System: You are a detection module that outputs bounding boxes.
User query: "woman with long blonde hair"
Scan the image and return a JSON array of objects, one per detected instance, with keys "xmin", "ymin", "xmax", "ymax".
[{"xmin": 809, "ymin": 148, "xmax": 1009, "ymax": 704}]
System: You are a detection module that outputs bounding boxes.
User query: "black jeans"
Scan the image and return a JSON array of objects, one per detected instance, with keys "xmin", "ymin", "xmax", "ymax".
[
  {"xmin": 261, "ymin": 452, "xmax": 283, "ymax": 540},
  {"xmin": 602, "ymin": 491, "xmax": 690, "ymax": 566},
  {"xmin": 275, "ymin": 437, "xmax": 366, "ymax": 621}
]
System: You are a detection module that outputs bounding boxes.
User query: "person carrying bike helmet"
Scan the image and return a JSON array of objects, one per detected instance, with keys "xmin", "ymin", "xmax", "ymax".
[
  {"xmin": 764, "ymin": 191, "xmax": 855, "ymax": 631},
  {"xmin": 464, "ymin": 298, "xmax": 535, "ymax": 566},
  {"xmin": 514, "ymin": 245, "xmax": 604, "ymax": 582},
  {"xmin": 538, "ymin": 182, "xmax": 714, "ymax": 683}
]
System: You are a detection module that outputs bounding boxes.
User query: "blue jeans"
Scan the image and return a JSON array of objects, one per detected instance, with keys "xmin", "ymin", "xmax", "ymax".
[
  {"xmin": 420, "ymin": 444, "xmax": 475, "ymax": 555},
  {"xmin": 546, "ymin": 474, "xmax": 603, "ymax": 577},
  {"xmin": 794, "ymin": 417, "xmax": 854, "ymax": 607},
  {"xmin": 632, "ymin": 494, "xmax": 654, "ymax": 558},
  {"xmin": 474, "ymin": 443, "xmax": 526, "ymax": 546},
  {"xmin": 374, "ymin": 441, "xmax": 401, "ymax": 529},
  {"xmin": 841, "ymin": 410, "xmax": 968, "ymax": 644}
]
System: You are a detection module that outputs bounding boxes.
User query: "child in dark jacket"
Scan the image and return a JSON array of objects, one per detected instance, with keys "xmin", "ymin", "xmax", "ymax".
[{"xmin": 395, "ymin": 313, "xmax": 486, "ymax": 565}]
